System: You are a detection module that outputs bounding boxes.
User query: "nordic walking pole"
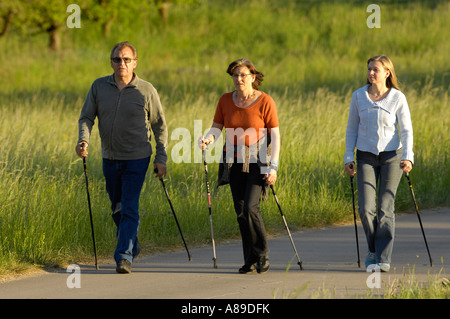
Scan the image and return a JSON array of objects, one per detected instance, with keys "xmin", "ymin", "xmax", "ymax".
[
  {"xmin": 154, "ymin": 168, "xmax": 192, "ymax": 261},
  {"xmin": 349, "ymin": 163, "xmax": 361, "ymax": 268},
  {"xmin": 401, "ymin": 164, "xmax": 433, "ymax": 267},
  {"xmin": 81, "ymin": 145, "xmax": 99, "ymax": 270},
  {"xmin": 202, "ymin": 148, "xmax": 217, "ymax": 268},
  {"xmin": 268, "ymin": 182, "xmax": 303, "ymax": 270}
]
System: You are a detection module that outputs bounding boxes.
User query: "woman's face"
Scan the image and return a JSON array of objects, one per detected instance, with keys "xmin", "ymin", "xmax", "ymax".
[
  {"xmin": 367, "ymin": 61, "xmax": 390, "ymax": 85},
  {"xmin": 232, "ymin": 66, "xmax": 255, "ymax": 91}
]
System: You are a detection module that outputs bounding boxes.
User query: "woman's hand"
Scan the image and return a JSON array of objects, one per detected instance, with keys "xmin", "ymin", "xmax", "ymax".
[
  {"xmin": 400, "ymin": 160, "xmax": 413, "ymax": 174},
  {"xmin": 199, "ymin": 122, "xmax": 223, "ymax": 150},
  {"xmin": 264, "ymin": 170, "xmax": 277, "ymax": 186},
  {"xmin": 345, "ymin": 162, "xmax": 356, "ymax": 176},
  {"xmin": 198, "ymin": 136, "xmax": 213, "ymax": 150}
]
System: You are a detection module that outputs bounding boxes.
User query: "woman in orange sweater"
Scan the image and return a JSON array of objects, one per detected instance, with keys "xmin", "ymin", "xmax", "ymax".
[{"xmin": 200, "ymin": 59, "xmax": 280, "ymax": 274}]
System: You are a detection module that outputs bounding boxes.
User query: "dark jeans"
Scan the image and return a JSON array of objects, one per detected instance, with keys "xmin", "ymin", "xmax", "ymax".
[
  {"xmin": 229, "ymin": 163, "xmax": 269, "ymax": 266},
  {"xmin": 356, "ymin": 149, "xmax": 403, "ymax": 264},
  {"xmin": 103, "ymin": 157, "xmax": 150, "ymax": 264}
]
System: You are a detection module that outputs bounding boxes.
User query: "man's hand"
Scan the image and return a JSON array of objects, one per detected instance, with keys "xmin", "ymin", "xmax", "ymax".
[
  {"xmin": 154, "ymin": 162, "xmax": 166, "ymax": 178},
  {"xmin": 75, "ymin": 142, "xmax": 88, "ymax": 158}
]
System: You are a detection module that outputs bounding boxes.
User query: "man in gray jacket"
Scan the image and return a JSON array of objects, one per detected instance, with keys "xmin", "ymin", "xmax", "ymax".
[{"xmin": 76, "ymin": 41, "xmax": 168, "ymax": 274}]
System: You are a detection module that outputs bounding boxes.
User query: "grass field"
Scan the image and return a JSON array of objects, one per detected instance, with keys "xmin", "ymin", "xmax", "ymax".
[{"xmin": 0, "ymin": 0, "xmax": 449, "ymax": 275}]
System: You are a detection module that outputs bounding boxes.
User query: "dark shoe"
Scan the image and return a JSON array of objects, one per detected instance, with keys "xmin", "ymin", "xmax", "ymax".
[
  {"xmin": 257, "ymin": 256, "xmax": 270, "ymax": 273},
  {"xmin": 239, "ymin": 263, "xmax": 257, "ymax": 274},
  {"xmin": 116, "ymin": 259, "xmax": 132, "ymax": 274}
]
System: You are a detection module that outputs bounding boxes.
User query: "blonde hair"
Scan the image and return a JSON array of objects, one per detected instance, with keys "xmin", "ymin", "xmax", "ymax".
[{"xmin": 367, "ymin": 55, "xmax": 400, "ymax": 90}]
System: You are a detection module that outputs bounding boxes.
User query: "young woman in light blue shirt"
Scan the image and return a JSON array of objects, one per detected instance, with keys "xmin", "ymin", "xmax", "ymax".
[{"xmin": 344, "ymin": 55, "xmax": 414, "ymax": 272}]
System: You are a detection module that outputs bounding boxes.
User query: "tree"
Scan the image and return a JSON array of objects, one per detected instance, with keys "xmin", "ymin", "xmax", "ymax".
[
  {"xmin": 84, "ymin": 0, "xmax": 152, "ymax": 37},
  {"xmin": 0, "ymin": 0, "xmax": 22, "ymax": 37},
  {"xmin": 22, "ymin": 0, "xmax": 71, "ymax": 51},
  {"xmin": 2, "ymin": 0, "xmax": 201, "ymax": 50},
  {"xmin": 155, "ymin": 0, "xmax": 201, "ymax": 23}
]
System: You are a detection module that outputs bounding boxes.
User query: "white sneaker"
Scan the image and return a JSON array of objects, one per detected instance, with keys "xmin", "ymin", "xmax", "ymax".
[{"xmin": 376, "ymin": 263, "xmax": 390, "ymax": 272}]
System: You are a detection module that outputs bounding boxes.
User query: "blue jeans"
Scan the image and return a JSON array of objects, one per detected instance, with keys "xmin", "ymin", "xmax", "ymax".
[
  {"xmin": 103, "ymin": 157, "xmax": 150, "ymax": 264},
  {"xmin": 356, "ymin": 149, "xmax": 403, "ymax": 264}
]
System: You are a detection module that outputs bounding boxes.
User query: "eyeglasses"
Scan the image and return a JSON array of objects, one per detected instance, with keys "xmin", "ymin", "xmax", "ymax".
[
  {"xmin": 111, "ymin": 57, "xmax": 135, "ymax": 64},
  {"xmin": 232, "ymin": 73, "xmax": 252, "ymax": 79}
]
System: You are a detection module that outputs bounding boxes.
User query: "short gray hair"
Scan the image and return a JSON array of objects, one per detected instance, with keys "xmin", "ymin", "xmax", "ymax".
[{"xmin": 110, "ymin": 41, "xmax": 138, "ymax": 59}]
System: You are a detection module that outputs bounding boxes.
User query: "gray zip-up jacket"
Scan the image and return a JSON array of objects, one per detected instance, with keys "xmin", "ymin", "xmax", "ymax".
[{"xmin": 78, "ymin": 73, "xmax": 168, "ymax": 163}]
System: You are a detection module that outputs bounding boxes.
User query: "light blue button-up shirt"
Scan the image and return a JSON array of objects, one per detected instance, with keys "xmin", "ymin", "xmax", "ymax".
[{"xmin": 344, "ymin": 85, "xmax": 414, "ymax": 164}]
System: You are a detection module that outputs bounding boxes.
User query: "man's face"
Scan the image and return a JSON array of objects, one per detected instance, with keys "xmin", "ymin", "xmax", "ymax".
[{"xmin": 110, "ymin": 46, "xmax": 137, "ymax": 79}]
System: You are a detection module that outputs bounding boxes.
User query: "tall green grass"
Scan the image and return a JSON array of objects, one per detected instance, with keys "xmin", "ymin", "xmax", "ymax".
[{"xmin": 0, "ymin": 0, "xmax": 449, "ymax": 275}]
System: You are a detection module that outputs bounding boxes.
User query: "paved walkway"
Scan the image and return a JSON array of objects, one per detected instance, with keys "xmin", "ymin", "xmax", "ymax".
[{"xmin": 0, "ymin": 208, "xmax": 448, "ymax": 303}]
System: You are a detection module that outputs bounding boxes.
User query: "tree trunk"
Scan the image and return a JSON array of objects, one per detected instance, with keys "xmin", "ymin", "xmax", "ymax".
[
  {"xmin": 102, "ymin": 18, "xmax": 114, "ymax": 37},
  {"xmin": 48, "ymin": 23, "xmax": 61, "ymax": 51},
  {"xmin": 0, "ymin": 9, "xmax": 14, "ymax": 37},
  {"xmin": 158, "ymin": 2, "xmax": 170, "ymax": 23}
]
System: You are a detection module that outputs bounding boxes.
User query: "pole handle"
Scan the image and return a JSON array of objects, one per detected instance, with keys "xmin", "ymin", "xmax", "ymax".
[{"xmin": 400, "ymin": 162, "xmax": 410, "ymax": 177}]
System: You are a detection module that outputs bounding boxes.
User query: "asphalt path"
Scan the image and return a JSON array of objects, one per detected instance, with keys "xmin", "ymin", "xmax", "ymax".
[{"xmin": 0, "ymin": 208, "xmax": 448, "ymax": 305}]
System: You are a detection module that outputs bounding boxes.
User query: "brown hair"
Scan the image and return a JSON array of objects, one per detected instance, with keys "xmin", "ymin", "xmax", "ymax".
[
  {"xmin": 366, "ymin": 55, "xmax": 400, "ymax": 90},
  {"xmin": 110, "ymin": 41, "xmax": 138, "ymax": 60},
  {"xmin": 227, "ymin": 58, "xmax": 264, "ymax": 90}
]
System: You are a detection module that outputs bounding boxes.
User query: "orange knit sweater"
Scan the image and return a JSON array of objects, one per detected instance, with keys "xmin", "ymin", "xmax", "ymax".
[{"xmin": 213, "ymin": 91, "xmax": 279, "ymax": 146}]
